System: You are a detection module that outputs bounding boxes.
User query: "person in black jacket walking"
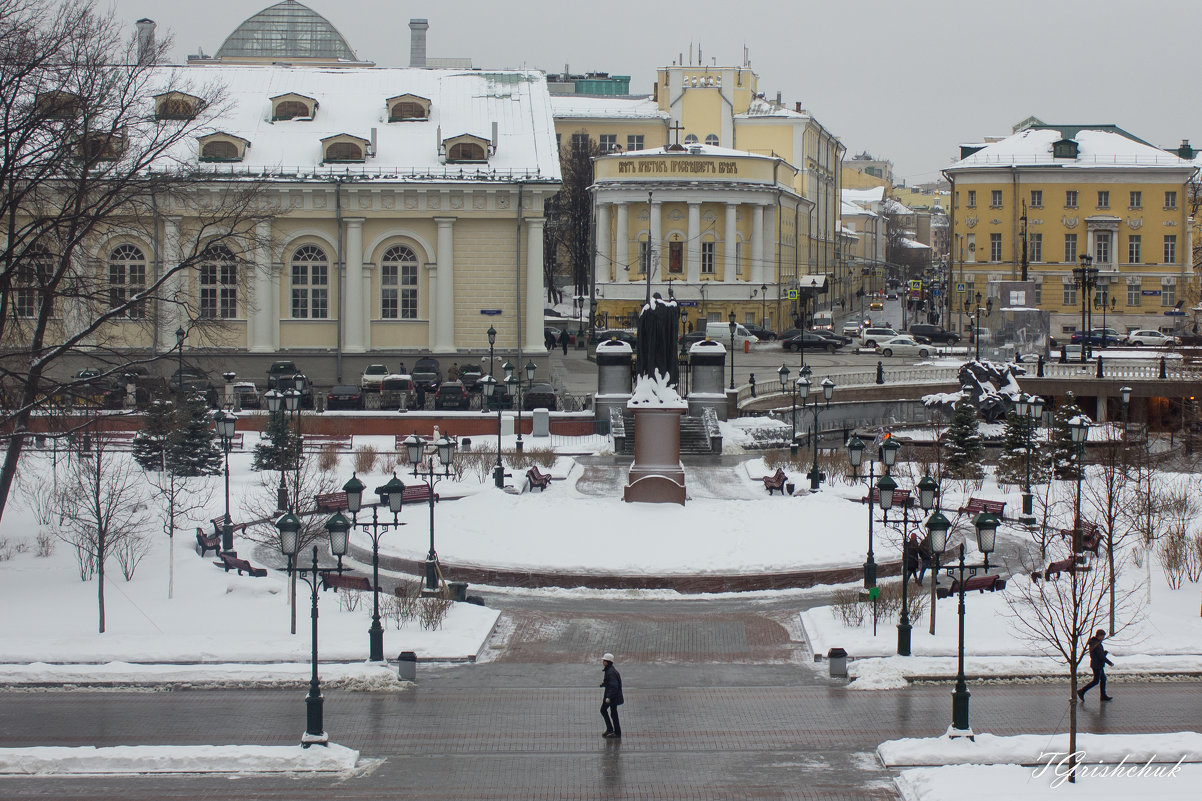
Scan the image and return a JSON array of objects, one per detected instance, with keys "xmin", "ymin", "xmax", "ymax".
[
  {"xmin": 1078, "ymin": 629, "xmax": 1114, "ymax": 701},
  {"xmin": 600, "ymin": 652, "xmax": 623, "ymax": 738}
]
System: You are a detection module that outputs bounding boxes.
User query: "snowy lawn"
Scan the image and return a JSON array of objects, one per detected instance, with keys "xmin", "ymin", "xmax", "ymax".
[
  {"xmin": 0, "ymin": 744, "xmax": 361, "ymax": 775},
  {"xmin": 895, "ymin": 764, "xmax": 1200, "ymax": 800}
]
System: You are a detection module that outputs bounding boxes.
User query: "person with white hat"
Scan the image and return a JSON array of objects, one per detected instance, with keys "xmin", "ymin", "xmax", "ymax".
[{"xmin": 600, "ymin": 652, "xmax": 624, "ymax": 738}]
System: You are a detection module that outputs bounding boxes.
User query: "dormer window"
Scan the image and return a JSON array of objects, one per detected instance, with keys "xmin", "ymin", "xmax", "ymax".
[
  {"xmin": 322, "ymin": 134, "xmax": 370, "ymax": 163},
  {"xmin": 36, "ymin": 91, "xmax": 81, "ymax": 119},
  {"xmin": 197, "ymin": 132, "xmax": 250, "ymax": 163},
  {"xmin": 387, "ymin": 94, "xmax": 431, "ymax": 122},
  {"xmin": 78, "ymin": 130, "xmax": 125, "ymax": 161},
  {"xmin": 154, "ymin": 91, "xmax": 204, "ymax": 120},
  {"xmin": 1052, "ymin": 138, "xmax": 1079, "ymax": 160},
  {"xmin": 271, "ymin": 93, "xmax": 318, "ymax": 121},
  {"xmin": 443, "ymin": 133, "xmax": 490, "ymax": 163}
]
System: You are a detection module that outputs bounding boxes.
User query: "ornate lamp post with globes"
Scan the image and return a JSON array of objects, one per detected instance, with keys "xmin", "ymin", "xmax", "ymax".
[
  {"xmin": 404, "ymin": 432, "xmax": 458, "ymax": 591},
  {"xmin": 481, "ymin": 374, "xmax": 504, "ymax": 488},
  {"xmin": 212, "ymin": 409, "xmax": 238, "ymax": 553},
  {"xmin": 338, "ymin": 472, "xmax": 405, "ymax": 662}
]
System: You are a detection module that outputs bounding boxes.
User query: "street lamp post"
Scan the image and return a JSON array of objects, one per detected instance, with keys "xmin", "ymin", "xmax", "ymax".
[
  {"xmin": 1014, "ymin": 393, "xmax": 1044, "ymax": 525},
  {"xmin": 806, "ymin": 378, "xmax": 835, "ymax": 491},
  {"xmin": 778, "ymin": 365, "xmax": 799, "ymax": 455},
  {"xmin": 1069, "ymin": 416, "xmax": 1091, "ymax": 554},
  {"xmin": 505, "ymin": 361, "xmax": 537, "ymax": 453},
  {"xmin": 847, "ymin": 436, "xmax": 876, "ymax": 588},
  {"xmin": 728, "ymin": 312, "xmax": 737, "ymax": 389},
  {"xmin": 1094, "ymin": 287, "xmax": 1115, "ymax": 349},
  {"xmin": 481, "ymin": 374, "xmax": 505, "ymax": 488},
  {"xmin": 275, "ymin": 510, "xmax": 350, "ymax": 747},
  {"xmin": 404, "ymin": 433, "xmax": 458, "ymax": 591},
  {"xmin": 875, "ymin": 437, "xmax": 934, "ymax": 656},
  {"xmin": 760, "ymin": 283, "xmax": 768, "ymax": 327},
  {"xmin": 1073, "ymin": 255, "xmax": 1098, "ymax": 364},
  {"xmin": 1119, "ymin": 386, "xmax": 1132, "ymax": 466},
  {"xmin": 486, "ymin": 325, "xmax": 497, "ymax": 385},
  {"xmin": 263, "ymin": 389, "xmax": 290, "ymax": 512},
  {"xmin": 340, "ymin": 472, "xmax": 405, "ymax": 662},
  {"xmin": 927, "ymin": 511, "xmax": 998, "ymax": 737},
  {"xmin": 974, "ymin": 292, "xmax": 983, "ymax": 361},
  {"xmin": 175, "ymin": 326, "xmax": 186, "ymax": 392},
  {"xmin": 212, "ymin": 409, "xmax": 238, "ymax": 553}
]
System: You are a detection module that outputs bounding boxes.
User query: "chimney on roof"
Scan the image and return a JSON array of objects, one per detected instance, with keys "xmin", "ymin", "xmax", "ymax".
[
  {"xmin": 795, "ymin": 102, "xmax": 802, "ymax": 113},
  {"xmin": 135, "ymin": 18, "xmax": 155, "ymax": 65},
  {"xmin": 775, "ymin": 90, "xmax": 782, "ymax": 106},
  {"xmin": 409, "ymin": 19, "xmax": 428, "ymax": 68},
  {"xmin": 492, "ymin": 121, "xmax": 499, "ymax": 153},
  {"xmin": 1177, "ymin": 139, "xmax": 1195, "ymax": 160}
]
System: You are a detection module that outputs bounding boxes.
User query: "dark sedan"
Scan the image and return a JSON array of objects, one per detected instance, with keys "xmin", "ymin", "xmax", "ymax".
[
  {"xmin": 782, "ymin": 332, "xmax": 840, "ymax": 353},
  {"xmin": 326, "ymin": 385, "xmax": 363, "ymax": 410},
  {"xmin": 434, "ymin": 380, "xmax": 471, "ymax": 410},
  {"xmin": 523, "ymin": 382, "xmax": 558, "ymax": 411},
  {"xmin": 744, "ymin": 323, "xmax": 777, "ymax": 341}
]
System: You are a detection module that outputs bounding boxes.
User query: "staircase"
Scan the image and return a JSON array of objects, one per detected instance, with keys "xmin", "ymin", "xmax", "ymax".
[{"xmin": 613, "ymin": 412, "xmax": 717, "ymax": 456}]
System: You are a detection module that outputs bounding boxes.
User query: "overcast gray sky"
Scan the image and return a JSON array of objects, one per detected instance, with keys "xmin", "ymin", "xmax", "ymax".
[{"xmin": 105, "ymin": 0, "xmax": 1202, "ymax": 184}]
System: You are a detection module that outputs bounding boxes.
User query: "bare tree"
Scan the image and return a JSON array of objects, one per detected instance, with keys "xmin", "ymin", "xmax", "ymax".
[
  {"xmin": 1005, "ymin": 541, "xmax": 1140, "ymax": 784},
  {"xmin": 0, "ymin": 0, "xmax": 267, "ymax": 523},
  {"xmin": 146, "ymin": 460, "xmax": 214, "ymax": 599},
  {"xmin": 56, "ymin": 430, "xmax": 152, "ymax": 632},
  {"xmin": 1121, "ymin": 439, "xmax": 1167, "ymax": 607},
  {"xmin": 1081, "ymin": 437, "xmax": 1133, "ymax": 633},
  {"xmin": 544, "ymin": 135, "xmax": 600, "ymax": 304}
]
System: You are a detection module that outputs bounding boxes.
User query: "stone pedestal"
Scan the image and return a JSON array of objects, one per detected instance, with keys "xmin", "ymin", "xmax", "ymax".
[{"xmin": 623, "ymin": 406, "xmax": 686, "ymax": 505}]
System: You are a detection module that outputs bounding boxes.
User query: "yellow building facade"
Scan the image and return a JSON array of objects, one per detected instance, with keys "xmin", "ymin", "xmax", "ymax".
[
  {"xmin": 552, "ymin": 63, "xmax": 844, "ymax": 330},
  {"xmin": 944, "ymin": 125, "xmax": 1197, "ymax": 338}
]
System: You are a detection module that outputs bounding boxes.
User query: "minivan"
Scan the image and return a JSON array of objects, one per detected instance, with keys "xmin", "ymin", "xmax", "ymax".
[
  {"xmin": 700, "ymin": 323, "xmax": 759, "ymax": 349},
  {"xmin": 859, "ymin": 327, "xmax": 898, "ymax": 348}
]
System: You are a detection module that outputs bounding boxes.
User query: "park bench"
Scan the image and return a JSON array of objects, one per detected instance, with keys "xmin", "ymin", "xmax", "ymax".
[
  {"xmin": 937, "ymin": 573, "xmax": 1006, "ymax": 599},
  {"xmin": 1058, "ymin": 521, "xmax": 1101, "ymax": 554},
  {"xmin": 313, "ymin": 485, "xmax": 437, "ymax": 513},
  {"xmin": 957, "ymin": 498, "xmax": 1006, "ymax": 518},
  {"xmin": 526, "ymin": 466, "xmax": 552, "ymax": 492},
  {"xmin": 860, "ymin": 488, "xmax": 913, "ymax": 507},
  {"xmin": 1041, "ymin": 557, "xmax": 1092, "ymax": 581},
  {"xmin": 195, "ymin": 527, "xmax": 222, "ymax": 557},
  {"xmin": 303, "ymin": 433, "xmax": 353, "ymax": 452},
  {"xmin": 762, "ymin": 468, "xmax": 788, "ymax": 495},
  {"xmin": 319, "ymin": 570, "xmax": 374, "ymax": 593},
  {"xmin": 214, "ymin": 552, "xmax": 267, "ymax": 578},
  {"xmin": 218, "ymin": 432, "xmax": 245, "ymax": 450}
]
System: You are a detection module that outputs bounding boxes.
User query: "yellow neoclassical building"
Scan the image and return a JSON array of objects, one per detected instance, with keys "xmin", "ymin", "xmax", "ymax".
[
  {"xmin": 552, "ymin": 62, "xmax": 844, "ymax": 330},
  {"xmin": 944, "ymin": 123, "xmax": 1198, "ymax": 339}
]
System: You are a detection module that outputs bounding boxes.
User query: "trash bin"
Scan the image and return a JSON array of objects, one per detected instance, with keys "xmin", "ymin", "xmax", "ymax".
[
  {"xmin": 827, "ymin": 647, "xmax": 848, "ymax": 678},
  {"xmin": 397, "ymin": 650, "xmax": 417, "ymax": 681},
  {"xmin": 448, "ymin": 581, "xmax": 468, "ymax": 602}
]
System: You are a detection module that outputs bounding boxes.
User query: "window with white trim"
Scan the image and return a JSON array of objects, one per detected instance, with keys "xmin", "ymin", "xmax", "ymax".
[
  {"xmin": 989, "ymin": 233, "xmax": 1003, "ymax": 261},
  {"xmin": 967, "ymin": 190, "xmax": 976, "ymax": 208},
  {"xmin": 1029, "ymin": 233, "xmax": 1042, "ymax": 263},
  {"xmin": 638, "ymin": 239, "xmax": 651, "ymax": 276},
  {"xmin": 1094, "ymin": 232, "xmax": 1111, "ymax": 265},
  {"xmin": 108, "ymin": 244, "xmax": 146, "ymax": 318},
  {"xmin": 990, "ymin": 190, "xmax": 1003, "ymax": 208},
  {"xmin": 199, "ymin": 245, "xmax": 237, "ymax": 319},
  {"xmin": 701, "ymin": 241, "xmax": 715, "ymax": 274},
  {"xmin": 1034, "ymin": 282, "xmax": 1042, "ymax": 305},
  {"xmin": 705, "ymin": 134, "xmax": 719, "ymax": 147},
  {"xmin": 1065, "ymin": 189, "xmax": 1078, "ymax": 208},
  {"xmin": 14, "ymin": 245, "xmax": 53, "ymax": 318},
  {"xmin": 1165, "ymin": 190, "xmax": 1178, "ymax": 210},
  {"xmin": 1128, "ymin": 235, "xmax": 1141, "ymax": 264},
  {"xmin": 1097, "ymin": 190, "xmax": 1109, "ymax": 209},
  {"xmin": 1162, "ymin": 282, "xmax": 1177, "ymax": 307},
  {"xmin": 1164, "ymin": 234, "xmax": 1177, "ymax": 264},
  {"xmin": 627, "ymin": 134, "xmax": 644, "ymax": 152},
  {"xmin": 290, "ymin": 245, "xmax": 328, "ymax": 319},
  {"xmin": 1127, "ymin": 283, "xmax": 1141, "ymax": 307},
  {"xmin": 1063, "ymin": 281, "xmax": 1077, "ymax": 306},
  {"xmin": 599, "ymin": 134, "xmax": 618, "ymax": 153},
  {"xmin": 1030, "ymin": 189, "xmax": 1043, "ymax": 208},
  {"xmin": 1064, "ymin": 233, "xmax": 1077, "ymax": 263},
  {"xmin": 1129, "ymin": 191, "xmax": 1141, "ymax": 209},
  {"xmin": 380, "ymin": 245, "xmax": 418, "ymax": 319}
]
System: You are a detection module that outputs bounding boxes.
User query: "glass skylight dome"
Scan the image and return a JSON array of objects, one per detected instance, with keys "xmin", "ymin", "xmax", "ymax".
[{"xmin": 216, "ymin": 1, "xmax": 359, "ymax": 61}]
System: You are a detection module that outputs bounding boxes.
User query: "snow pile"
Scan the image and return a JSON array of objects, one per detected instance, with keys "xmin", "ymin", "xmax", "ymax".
[
  {"xmin": 879, "ymin": 731, "xmax": 1202, "ymax": 767},
  {"xmin": 628, "ymin": 371, "xmax": 687, "ymax": 409},
  {"xmin": 0, "ymin": 743, "xmax": 360, "ymax": 775},
  {"xmin": 896, "ymin": 764, "xmax": 1200, "ymax": 800}
]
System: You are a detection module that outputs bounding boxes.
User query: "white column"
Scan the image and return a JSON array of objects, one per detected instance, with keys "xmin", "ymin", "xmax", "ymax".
[
  {"xmin": 686, "ymin": 201, "xmax": 701, "ymax": 283},
  {"xmin": 426, "ymin": 265, "xmax": 438, "ymax": 350},
  {"xmin": 761, "ymin": 205, "xmax": 775, "ymax": 285},
  {"xmin": 595, "ymin": 201, "xmax": 611, "ymax": 284},
  {"xmin": 343, "ymin": 218, "xmax": 365, "ymax": 352},
  {"xmin": 361, "ymin": 267, "xmax": 372, "ymax": 350},
  {"xmin": 526, "ymin": 217, "xmax": 545, "ymax": 351},
  {"xmin": 614, "ymin": 202, "xmax": 628, "ymax": 281},
  {"xmin": 434, "ymin": 217, "xmax": 456, "ymax": 350},
  {"xmin": 751, "ymin": 204, "xmax": 765, "ymax": 287},
  {"xmin": 250, "ymin": 219, "xmax": 274, "ymax": 352},
  {"xmin": 724, "ymin": 203, "xmax": 737, "ymax": 281},
  {"xmin": 650, "ymin": 200, "xmax": 662, "ymax": 279},
  {"xmin": 160, "ymin": 216, "xmax": 182, "ymax": 352}
]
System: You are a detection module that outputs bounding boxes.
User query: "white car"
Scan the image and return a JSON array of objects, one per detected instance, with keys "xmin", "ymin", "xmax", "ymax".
[
  {"xmin": 876, "ymin": 336, "xmax": 933, "ymax": 358},
  {"xmin": 1125, "ymin": 329, "xmax": 1179, "ymax": 347},
  {"xmin": 360, "ymin": 363, "xmax": 389, "ymax": 390}
]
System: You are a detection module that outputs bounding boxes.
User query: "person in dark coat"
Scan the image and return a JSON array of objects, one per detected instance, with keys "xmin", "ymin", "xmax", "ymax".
[
  {"xmin": 904, "ymin": 533, "xmax": 923, "ymax": 586},
  {"xmin": 414, "ymin": 382, "xmax": 425, "ymax": 409},
  {"xmin": 600, "ymin": 652, "xmax": 623, "ymax": 738},
  {"xmin": 1078, "ymin": 629, "xmax": 1114, "ymax": 701},
  {"xmin": 559, "ymin": 327, "xmax": 570, "ymax": 355},
  {"xmin": 545, "ymin": 329, "xmax": 555, "ymax": 351},
  {"xmin": 916, "ymin": 533, "xmax": 933, "ymax": 584}
]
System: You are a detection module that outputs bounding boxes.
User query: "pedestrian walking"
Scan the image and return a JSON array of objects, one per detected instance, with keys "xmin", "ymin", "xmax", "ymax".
[
  {"xmin": 904, "ymin": 533, "xmax": 922, "ymax": 586},
  {"xmin": 448, "ymin": 362, "xmax": 460, "ymax": 381},
  {"xmin": 545, "ymin": 329, "xmax": 555, "ymax": 351},
  {"xmin": 398, "ymin": 360, "xmax": 407, "ymax": 375},
  {"xmin": 1078, "ymin": 629, "xmax": 1114, "ymax": 702},
  {"xmin": 749, "ymin": 373, "xmax": 756, "ymax": 397},
  {"xmin": 414, "ymin": 382, "xmax": 426, "ymax": 409},
  {"xmin": 600, "ymin": 652, "xmax": 623, "ymax": 738},
  {"xmin": 559, "ymin": 328, "xmax": 570, "ymax": 355},
  {"xmin": 916, "ymin": 533, "xmax": 932, "ymax": 585}
]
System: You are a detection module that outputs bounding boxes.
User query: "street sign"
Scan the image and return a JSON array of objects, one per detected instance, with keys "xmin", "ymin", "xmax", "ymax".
[
  {"xmin": 868, "ymin": 586, "xmax": 880, "ymax": 599},
  {"xmin": 480, "ymin": 309, "xmax": 502, "ymax": 316},
  {"xmin": 786, "ymin": 289, "xmax": 799, "ymax": 300},
  {"xmin": 678, "ymin": 300, "xmax": 698, "ymax": 307},
  {"xmin": 956, "ymin": 282, "xmax": 966, "ymax": 294}
]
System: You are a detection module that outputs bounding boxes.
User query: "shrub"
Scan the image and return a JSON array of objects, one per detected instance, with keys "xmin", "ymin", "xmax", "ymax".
[
  {"xmin": 318, "ymin": 444, "xmax": 339, "ymax": 473},
  {"xmin": 832, "ymin": 588, "xmax": 865, "ymax": 627},
  {"xmin": 35, "ymin": 531, "xmax": 54, "ymax": 558},
  {"xmin": 417, "ymin": 596, "xmax": 453, "ymax": 631},
  {"xmin": 352, "ymin": 445, "xmax": 378, "ymax": 474}
]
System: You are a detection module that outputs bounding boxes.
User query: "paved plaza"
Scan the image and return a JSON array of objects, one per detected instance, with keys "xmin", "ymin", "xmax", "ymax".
[{"xmin": 0, "ymin": 593, "xmax": 1197, "ymax": 800}]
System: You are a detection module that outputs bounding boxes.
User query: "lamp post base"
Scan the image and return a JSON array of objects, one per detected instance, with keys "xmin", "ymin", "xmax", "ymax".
[
  {"xmin": 897, "ymin": 620, "xmax": 912, "ymax": 656},
  {"xmin": 492, "ymin": 464, "xmax": 505, "ymax": 489},
  {"xmin": 424, "ymin": 557, "xmax": 440, "ymax": 591},
  {"xmin": 221, "ymin": 522, "xmax": 234, "ymax": 553},
  {"xmin": 952, "ymin": 686, "xmax": 971, "ymax": 732},
  {"xmin": 303, "ymin": 693, "xmax": 326, "ymax": 748},
  {"xmin": 368, "ymin": 621, "xmax": 384, "ymax": 663},
  {"xmin": 863, "ymin": 559, "xmax": 877, "ymax": 589}
]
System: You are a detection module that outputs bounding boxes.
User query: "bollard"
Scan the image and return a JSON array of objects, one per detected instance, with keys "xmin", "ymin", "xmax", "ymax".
[
  {"xmin": 1159, "ymin": 356, "xmax": 1167, "ymax": 379},
  {"xmin": 1096, "ymin": 355, "xmax": 1104, "ymax": 378},
  {"xmin": 1059, "ymin": 346, "xmax": 1067, "ymax": 364},
  {"xmin": 827, "ymin": 647, "xmax": 848, "ymax": 678},
  {"xmin": 397, "ymin": 650, "xmax": 417, "ymax": 681},
  {"xmin": 1037, "ymin": 354, "xmax": 1045, "ymax": 377},
  {"xmin": 875, "ymin": 361, "xmax": 885, "ymax": 385}
]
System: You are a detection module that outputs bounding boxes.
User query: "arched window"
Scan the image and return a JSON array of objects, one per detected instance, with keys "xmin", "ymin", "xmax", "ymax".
[
  {"xmin": 273, "ymin": 100, "xmax": 311, "ymax": 121},
  {"xmin": 324, "ymin": 141, "xmax": 364, "ymax": 162},
  {"xmin": 390, "ymin": 102, "xmax": 426, "ymax": 121},
  {"xmin": 684, "ymin": 134, "xmax": 698, "ymax": 145},
  {"xmin": 199, "ymin": 245, "xmax": 237, "ymax": 319},
  {"xmin": 380, "ymin": 245, "xmax": 418, "ymax": 320},
  {"xmin": 201, "ymin": 140, "xmax": 240, "ymax": 162},
  {"xmin": 447, "ymin": 142, "xmax": 486, "ymax": 162},
  {"xmin": 108, "ymin": 244, "xmax": 146, "ymax": 319},
  {"xmin": 290, "ymin": 245, "xmax": 328, "ymax": 319},
  {"xmin": 705, "ymin": 134, "xmax": 719, "ymax": 147},
  {"xmin": 14, "ymin": 244, "xmax": 54, "ymax": 318}
]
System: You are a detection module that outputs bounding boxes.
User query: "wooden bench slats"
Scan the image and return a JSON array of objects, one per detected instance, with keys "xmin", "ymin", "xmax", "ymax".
[
  {"xmin": 526, "ymin": 467, "xmax": 552, "ymax": 492},
  {"xmin": 215, "ymin": 552, "xmax": 267, "ymax": 578},
  {"xmin": 303, "ymin": 434, "xmax": 353, "ymax": 451},
  {"xmin": 319, "ymin": 571, "xmax": 374, "ymax": 592},
  {"xmin": 763, "ymin": 468, "xmax": 788, "ymax": 495},
  {"xmin": 937, "ymin": 573, "xmax": 1006, "ymax": 598},
  {"xmin": 195, "ymin": 527, "xmax": 221, "ymax": 556},
  {"xmin": 313, "ymin": 485, "xmax": 437, "ymax": 513},
  {"xmin": 957, "ymin": 497, "xmax": 1006, "ymax": 517}
]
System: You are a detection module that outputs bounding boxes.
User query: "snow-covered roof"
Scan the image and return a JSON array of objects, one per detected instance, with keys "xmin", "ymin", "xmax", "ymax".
[
  {"xmin": 550, "ymin": 95, "xmax": 666, "ymax": 119},
  {"xmin": 951, "ymin": 128, "xmax": 1193, "ymax": 170},
  {"xmin": 154, "ymin": 66, "xmax": 561, "ymax": 180},
  {"xmin": 737, "ymin": 97, "xmax": 809, "ymax": 119},
  {"xmin": 900, "ymin": 238, "xmax": 930, "ymax": 250},
  {"xmin": 216, "ymin": 1, "xmax": 358, "ymax": 62},
  {"xmin": 884, "ymin": 198, "xmax": 914, "ymax": 215},
  {"xmin": 842, "ymin": 186, "xmax": 886, "ymax": 203},
  {"xmin": 620, "ymin": 143, "xmax": 783, "ymax": 161},
  {"xmin": 841, "ymin": 201, "xmax": 873, "ymax": 217}
]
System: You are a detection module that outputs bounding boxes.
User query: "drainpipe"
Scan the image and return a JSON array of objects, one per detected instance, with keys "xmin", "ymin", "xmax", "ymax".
[
  {"xmin": 335, "ymin": 178, "xmax": 344, "ymax": 382},
  {"xmin": 1011, "ymin": 166, "xmax": 1019, "ymax": 281},
  {"xmin": 516, "ymin": 181, "xmax": 524, "ymax": 366},
  {"xmin": 151, "ymin": 190, "xmax": 161, "ymax": 356}
]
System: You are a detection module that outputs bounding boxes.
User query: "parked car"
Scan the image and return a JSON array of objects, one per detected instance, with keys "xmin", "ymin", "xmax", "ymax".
[
  {"xmin": 680, "ymin": 330, "xmax": 709, "ymax": 348},
  {"xmin": 1069, "ymin": 328, "xmax": 1121, "ymax": 347},
  {"xmin": 841, "ymin": 322, "xmax": 863, "ymax": 338},
  {"xmin": 858, "ymin": 327, "xmax": 898, "ymax": 348},
  {"xmin": 266, "ymin": 360, "xmax": 299, "ymax": 382},
  {"xmin": 810, "ymin": 328, "xmax": 853, "ymax": 346},
  {"xmin": 433, "ymin": 380, "xmax": 471, "ymax": 410},
  {"xmin": 410, "ymin": 357, "xmax": 442, "ymax": 391},
  {"xmin": 1125, "ymin": 329, "xmax": 1179, "ymax": 347},
  {"xmin": 326, "ymin": 385, "xmax": 363, "ymax": 410},
  {"xmin": 458, "ymin": 364, "xmax": 483, "ymax": 392},
  {"xmin": 744, "ymin": 323, "xmax": 777, "ymax": 341},
  {"xmin": 907, "ymin": 324, "xmax": 960, "ymax": 345},
  {"xmin": 523, "ymin": 382, "xmax": 558, "ymax": 411},
  {"xmin": 360, "ymin": 363, "xmax": 389, "ymax": 391},
  {"xmin": 379, "ymin": 374, "xmax": 413, "ymax": 409},
  {"xmin": 232, "ymin": 381, "xmax": 260, "ymax": 409},
  {"xmin": 592, "ymin": 329, "xmax": 637, "ymax": 347},
  {"xmin": 782, "ymin": 332, "xmax": 838, "ymax": 353},
  {"xmin": 168, "ymin": 367, "xmax": 218, "ymax": 406},
  {"xmin": 876, "ymin": 336, "xmax": 933, "ymax": 358}
]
